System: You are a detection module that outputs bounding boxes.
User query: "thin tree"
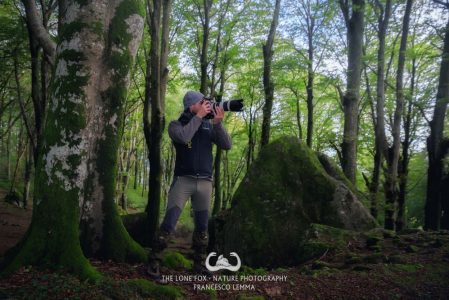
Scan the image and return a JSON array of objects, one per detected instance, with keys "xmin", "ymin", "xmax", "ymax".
[
  {"xmin": 338, "ymin": 0, "xmax": 365, "ymax": 184},
  {"xmin": 260, "ymin": 0, "xmax": 281, "ymax": 147},
  {"xmin": 368, "ymin": 0, "xmax": 392, "ymax": 220},
  {"xmin": 144, "ymin": 0, "xmax": 172, "ymax": 243},
  {"xmin": 200, "ymin": 0, "xmax": 213, "ymax": 94},
  {"xmin": 384, "ymin": 0, "xmax": 412, "ymax": 230}
]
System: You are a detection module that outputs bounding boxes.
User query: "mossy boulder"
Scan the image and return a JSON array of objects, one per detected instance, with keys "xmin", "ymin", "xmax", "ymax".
[{"xmin": 210, "ymin": 136, "xmax": 377, "ymax": 268}]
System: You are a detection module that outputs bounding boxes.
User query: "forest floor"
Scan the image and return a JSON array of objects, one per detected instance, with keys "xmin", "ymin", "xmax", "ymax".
[{"xmin": 1, "ymin": 188, "xmax": 449, "ymax": 299}]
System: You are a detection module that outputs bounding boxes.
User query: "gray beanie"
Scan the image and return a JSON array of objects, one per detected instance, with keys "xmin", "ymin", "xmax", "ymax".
[{"xmin": 183, "ymin": 91, "xmax": 204, "ymax": 109}]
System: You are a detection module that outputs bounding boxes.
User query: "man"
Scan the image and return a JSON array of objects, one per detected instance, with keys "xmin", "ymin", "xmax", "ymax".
[{"xmin": 147, "ymin": 91, "xmax": 232, "ymax": 278}]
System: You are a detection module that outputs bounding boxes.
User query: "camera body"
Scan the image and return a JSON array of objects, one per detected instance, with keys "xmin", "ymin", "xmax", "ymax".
[{"xmin": 201, "ymin": 97, "xmax": 244, "ymax": 119}]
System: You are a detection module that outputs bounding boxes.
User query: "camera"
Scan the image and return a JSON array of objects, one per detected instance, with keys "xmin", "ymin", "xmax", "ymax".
[{"xmin": 201, "ymin": 97, "xmax": 244, "ymax": 119}]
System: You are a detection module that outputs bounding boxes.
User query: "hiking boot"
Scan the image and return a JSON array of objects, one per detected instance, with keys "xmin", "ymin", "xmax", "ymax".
[
  {"xmin": 146, "ymin": 229, "xmax": 171, "ymax": 280},
  {"xmin": 192, "ymin": 230, "xmax": 212, "ymax": 276},
  {"xmin": 146, "ymin": 255, "xmax": 161, "ymax": 280}
]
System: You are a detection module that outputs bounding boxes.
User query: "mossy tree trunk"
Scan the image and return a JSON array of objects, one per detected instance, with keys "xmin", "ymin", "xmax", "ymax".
[{"xmin": 1, "ymin": 0, "xmax": 146, "ymax": 280}]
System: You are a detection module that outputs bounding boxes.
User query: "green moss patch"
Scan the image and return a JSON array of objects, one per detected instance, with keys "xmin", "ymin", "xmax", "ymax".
[
  {"xmin": 161, "ymin": 251, "xmax": 193, "ymax": 270},
  {"xmin": 127, "ymin": 278, "xmax": 182, "ymax": 299}
]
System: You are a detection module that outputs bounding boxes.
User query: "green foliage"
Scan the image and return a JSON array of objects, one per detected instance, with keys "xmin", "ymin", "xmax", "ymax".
[
  {"xmin": 161, "ymin": 250, "xmax": 193, "ymax": 270},
  {"xmin": 127, "ymin": 278, "xmax": 183, "ymax": 299},
  {"xmin": 238, "ymin": 265, "xmax": 268, "ymax": 276},
  {"xmin": 405, "ymin": 151, "xmax": 428, "ymax": 227},
  {"xmin": 126, "ymin": 186, "xmax": 148, "ymax": 210}
]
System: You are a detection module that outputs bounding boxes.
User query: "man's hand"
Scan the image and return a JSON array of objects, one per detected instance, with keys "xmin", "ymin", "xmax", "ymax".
[
  {"xmin": 212, "ymin": 106, "xmax": 224, "ymax": 124},
  {"xmin": 196, "ymin": 100, "xmax": 212, "ymax": 118}
]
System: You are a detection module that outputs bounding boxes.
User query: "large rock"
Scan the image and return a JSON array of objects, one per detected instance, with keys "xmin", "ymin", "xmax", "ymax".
[{"xmin": 209, "ymin": 136, "xmax": 378, "ymax": 268}]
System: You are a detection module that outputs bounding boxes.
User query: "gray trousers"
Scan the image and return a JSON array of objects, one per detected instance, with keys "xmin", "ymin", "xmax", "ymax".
[{"xmin": 160, "ymin": 175, "xmax": 212, "ymax": 234}]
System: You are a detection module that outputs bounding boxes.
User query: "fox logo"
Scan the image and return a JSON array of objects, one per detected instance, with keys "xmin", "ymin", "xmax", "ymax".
[{"xmin": 205, "ymin": 252, "xmax": 241, "ymax": 272}]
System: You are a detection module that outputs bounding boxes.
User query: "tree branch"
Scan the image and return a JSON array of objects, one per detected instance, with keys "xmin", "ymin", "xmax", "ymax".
[{"xmin": 22, "ymin": 0, "xmax": 56, "ymax": 65}]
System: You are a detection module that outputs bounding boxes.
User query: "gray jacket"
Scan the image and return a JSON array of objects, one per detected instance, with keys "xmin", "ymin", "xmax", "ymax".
[
  {"xmin": 168, "ymin": 114, "xmax": 232, "ymax": 150},
  {"xmin": 168, "ymin": 111, "xmax": 232, "ymax": 179}
]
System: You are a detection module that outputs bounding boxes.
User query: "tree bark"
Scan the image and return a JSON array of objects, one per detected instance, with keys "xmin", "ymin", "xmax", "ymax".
[
  {"xmin": 384, "ymin": 0, "xmax": 412, "ymax": 231},
  {"xmin": 199, "ymin": 0, "xmax": 212, "ymax": 94},
  {"xmin": 396, "ymin": 54, "xmax": 417, "ymax": 231},
  {"xmin": 134, "ymin": 148, "xmax": 139, "ymax": 190},
  {"xmin": 305, "ymin": 3, "xmax": 314, "ymax": 148},
  {"xmin": 23, "ymin": 141, "xmax": 33, "ymax": 209},
  {"xmin": 144, "ymin": 0, "xmax": 172, "ymax": 244},
  {"xmin": 2, "ymin": 0, "xmax": 146, "ymax": 280},
  {"xmin": 425, "ymin": 18, "xmax": 449, "ymax": 231},
  {"xmin": 21, "ymin": 0, "xmax": 56, "ymax": 64},
  {"xmin": 338, "ymin": 0, "xmax": 365, "ymax": 184},
  {"xmin": 260, "ymin": 0, "xmax": 281, "ymax": 147},
  {"xmin": 440, "ymin": 139, "xmax": 449, "ymax": 229},
  {"xmin": 369, "ymin": 0, "xmax": 392, "ymax": 220}
]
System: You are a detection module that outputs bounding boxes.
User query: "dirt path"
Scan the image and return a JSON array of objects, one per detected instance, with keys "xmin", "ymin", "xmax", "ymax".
[{"xmin": 0, "ymin": 187, "xmax": 32, "ymax": 256}]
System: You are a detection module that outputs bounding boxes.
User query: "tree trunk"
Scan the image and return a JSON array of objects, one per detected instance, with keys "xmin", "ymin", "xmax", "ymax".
[
  {"xmin": 10, "ymin": 123, "xmax": 26, "ymax": 196},
  {"xmin": 440, "ymin": 140, "xmax": 449, "ymax": 229},
  {"xmin": 246, "ymin": 97, "xmax": 256, "ymax": 172},
  {"xmin": 425, "ymin": 18, "xmax": 449, "ymax": 231},
  {"xmin": 260, "ymin": 0, "xmax": 281, "ymax": 147},
  {"xmin": 120, "ymin": 122, "xmax": 137, "ymax": 211},
  {"xmin": 21, "ymin": 0, "xmax": 56, "ymax": 64},
  {"xmin": 24, "ymin": 21, "xmax": 41, "ymax": 166},
  {"xmin": 23, "ymin": 141, "xmax": 33, "ymax": 209},
  {"xmin": 338, "ymin": 0, "xmax": 365, "ymax": 184},
  {"xmin": 296, "ymin": 94, "xmax": 303, "ymax": 140},
  {"xmin": 306, "ymin": 17, "xmax": 314, "ymax": 148},
  {"xmin": 144, "ymin": 0, "xmax": 172, "ymax": 244},
  {"xmin": 369, "ymin": 0, "xmax": 392, "ymax": 220},
  {"xmin": 6, "ymin": 109, "xmax": 12, "ymax": 180},
  {"xmin": 396, "ymin": 54, "xmax": 417, "ymax": 231},
  {"xmin": 384, "ymin": 0, "xmax": 412, "ymax": 231},
  {"xmin": 199, "ymin": 0, "xmax": 212, "ymax": 94},
  {"xmin": 2, "ymin": 0, "xmax": 146, "ymax": 280},
  {"xmin": 212, "ymin": 93, "xmax": 224, "ymax": 216},
  {"xmin": 134, "ymin": 148, "xmax": 139, "ymax": 190},
  {"xmin": 142, "ymin": 147, "xmax": 148, "ymax": 196}
]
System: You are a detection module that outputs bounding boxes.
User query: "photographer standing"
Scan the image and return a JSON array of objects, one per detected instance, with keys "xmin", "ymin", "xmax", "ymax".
[{"xmin": 147, "ymin": 91, "xmax": 232, "ymax": 278}]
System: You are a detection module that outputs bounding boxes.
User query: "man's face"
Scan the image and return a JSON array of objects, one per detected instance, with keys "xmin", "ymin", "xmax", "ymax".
[{"xmin": 189, "ymin": 98, "xmax": 206, "ymax": 114}]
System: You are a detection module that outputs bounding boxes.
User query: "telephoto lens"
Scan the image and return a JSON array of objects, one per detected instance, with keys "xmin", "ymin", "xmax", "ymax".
[
  {"xmin": 204, "ymin": 99, "xmax": 244, "ymax": 119},
  {"xmin": 218, "ymin": 99, "xmax": 244, "ymax": 112}
]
